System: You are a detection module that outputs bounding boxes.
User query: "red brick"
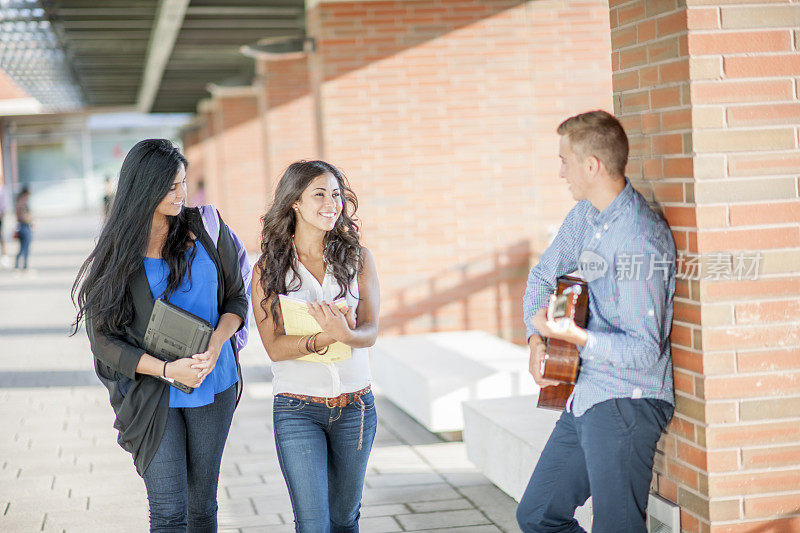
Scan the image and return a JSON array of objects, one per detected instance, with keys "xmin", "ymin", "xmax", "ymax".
[
  {"xmin": 728, "ymin": 153, "xmax": 800, "ymax": 177},
  {"xmin": 743, "ymin": 444, "xmax": 800, "ymax": 469},
  {"xmin": 697, "ymin": 227, "xmax": 799, "ymax": 251},
  {"xmin": 661, "ymin": 109, "xmax": 691, "ymax": 131},
  {"xmin": 707, "ymin": 450, "xmax": 739, "ymax": 472},
  {"xmin": 638, "ymin": 18, "xmax": 657, "ymax": 42},
  {"xmin": 620, "ymin": 45, "xmax": 649, "ymax": 69},
  {"xmin": 735, "ymin": 299, "xmax": 800, "ymax": 324},
  {"xmin": 612, "ymin": 25, "xmax": 638, "ymax": 49},
  {"xmin": 686, "ymin": 7, "xmax": 719, "ymax": 30},
  {"xmin": 677, "ymin": 441, "xmax": 708, "ymax": 471},
  {"xmin": 673, "ymin": 346, "xmax": 704, "ymax": 374},
  {"xmin": 660, "ymin": 59, "xmax": 690, "ymax": 83},
  {"xmin": 710, "ymin": 470, "xmax": 800, "ymax": 497},
  {"xmin": 674, "ymin": 369, "xmax": 696, "ymax": 394},
  {"xmin": 651, "ymin": 86, "xmax": 683, "ymax": 109},
  {"xmin": 652, "ymin": 132, "xmax": 685, "ymax": 154},
  {"xmin": 656, "ymin": 10, "xmax": 688, "ymax": 37},
  {"xmin": 727, "ymin": 103, "xmax": 800, "ymax": 126},
  {"xmin": 664, "ymin": 205, "xmax": 697, "ymax": 227},
  {"xmin": 689, "ymin": 30, "xmax": 793, "ymax": 55},
  {"xmin": 692, "ymin": 80, "xmax": 794, "ymax": 104},
  {"xmin": 711, "ymin": 518, "xmax": 800, "ymax": 533},
  {"xmin": 725, "ymin": 55, "xmax": 800, "ymax": 78},
  {"xmin": 617, "ymin": 1, "xmax": 646, "ymax": 26},
  {"xmin": 744, "ymin": 493, "xmax": 800, "ymax": 519},
  {"xmin": 705, "ymin": 372, "xmax": 800, "ymax": 400},
  {"xmin": 667, "ymin": 458, "xmax": 700, "ymax": 490},
  {"xmin": 737, "ymin": 348, "xmax": 800, "ymax": 373},
  {"xmin": 702, "ymin": 277, "xmax": 800, "ymax": 302},
  {"xmin": 707, "ymin": 420, "xmax": 800, "ymax": 448},
  {"xmin": 670, "ymin": 414, "xmax": 698, "ymax": 441}
]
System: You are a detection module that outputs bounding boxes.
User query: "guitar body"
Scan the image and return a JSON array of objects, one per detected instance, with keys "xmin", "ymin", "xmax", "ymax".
[{"xmin": 536, "ymin": 275, "xmax": 589, "ymax": 411}]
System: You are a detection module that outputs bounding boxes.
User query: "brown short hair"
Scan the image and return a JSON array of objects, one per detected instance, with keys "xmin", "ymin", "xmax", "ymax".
[{"xmin": 557, "ymin": 110, "xmax": 629, "ymax": 177}]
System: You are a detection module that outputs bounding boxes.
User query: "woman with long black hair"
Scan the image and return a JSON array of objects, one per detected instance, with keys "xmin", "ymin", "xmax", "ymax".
[
  {"xmin": 252, "ymin": 160, "xmax": 380, "ymax": 532},
  {"xmin": 72, "ymin": 139, "xmax": 247, "ymax": 532}
]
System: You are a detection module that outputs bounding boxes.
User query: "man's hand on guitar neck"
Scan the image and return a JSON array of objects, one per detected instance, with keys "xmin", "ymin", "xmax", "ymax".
[
  {"xmin": 527, "ymin": 334, "xmax": 560, "ymax": 388},
  {"xmin": 530, "ymin": 307, "xmax": 588, "ymax": 348}
]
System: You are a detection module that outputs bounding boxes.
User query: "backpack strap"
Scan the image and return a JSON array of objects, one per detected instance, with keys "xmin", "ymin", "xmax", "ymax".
[{"xmin": 199, "ymin": 204, "xmax": 221, "ymax": 246}]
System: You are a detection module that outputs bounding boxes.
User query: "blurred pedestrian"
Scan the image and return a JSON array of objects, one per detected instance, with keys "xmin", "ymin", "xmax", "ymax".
[
  {"xmin": 0, "ymin": 182, "xmax": 9, "ymax": 268},
  {"xmin": 71, "ymin": 139, "xmax": 248, "ymax": 532},
  {"xmin": 189, "ymin": 178, "xmax": 206, "ymax": 207},
  {"xmin": 102, "ymin": 175, "xmax": 116, "ymax": 219},
  {"xmin": 14, "ymin": 186, "xmax": 32, "ymax": 270}
]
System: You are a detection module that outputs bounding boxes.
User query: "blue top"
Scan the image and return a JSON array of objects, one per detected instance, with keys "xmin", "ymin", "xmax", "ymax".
[
  {"xmin": 523, "ymin": 181, "xmax": 676, "ymax": 416},
  {"xmin": 144, "ymin": 241, "xmax": 238, "ymax": 408}
]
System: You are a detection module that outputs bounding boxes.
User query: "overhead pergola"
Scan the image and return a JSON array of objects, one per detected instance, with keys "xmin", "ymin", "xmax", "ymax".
[{"xmin": 0, "ymin": 0, "xmax": 305, "ymax": 113}]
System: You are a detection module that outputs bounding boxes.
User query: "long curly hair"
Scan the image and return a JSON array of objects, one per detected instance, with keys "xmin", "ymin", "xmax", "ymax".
[
  {"xmin": 71, "ymin": 139, "xmax": 197, "ymax": 336},
  {"xmin": 256, "ymin": 160, "xmax": 361, "ymax": 328}
]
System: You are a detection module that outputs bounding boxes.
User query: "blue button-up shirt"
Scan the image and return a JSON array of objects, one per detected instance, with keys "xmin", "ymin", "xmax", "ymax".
[{"xmin": 523, "ymin": 181, "xmax": 675, "ymax": 416}]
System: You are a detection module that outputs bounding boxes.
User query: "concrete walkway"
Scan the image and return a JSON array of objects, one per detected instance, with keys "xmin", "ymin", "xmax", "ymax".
[{"xmin": 0, "ymin": 212, "xmax": 522, "ymax": 533}]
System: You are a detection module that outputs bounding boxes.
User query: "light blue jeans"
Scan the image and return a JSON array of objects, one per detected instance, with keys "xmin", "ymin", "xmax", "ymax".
[
  {"xmin": 273, "ymin": 391, "xmax": 377, "ymax": 533},
  {"xmin": 141, "ymin": 384, "xmax": 236, "ymax": 533}
]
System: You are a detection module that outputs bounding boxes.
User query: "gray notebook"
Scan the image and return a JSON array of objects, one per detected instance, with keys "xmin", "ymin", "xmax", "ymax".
[{"xmin": 144, "ymin": 299, "xmax": 213, "ymax": 394}]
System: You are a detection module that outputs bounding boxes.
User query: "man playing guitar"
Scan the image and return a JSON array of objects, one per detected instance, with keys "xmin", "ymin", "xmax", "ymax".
[{"xmin": 517, "ymin": 110, "xmax": 676, "ymax": 533}]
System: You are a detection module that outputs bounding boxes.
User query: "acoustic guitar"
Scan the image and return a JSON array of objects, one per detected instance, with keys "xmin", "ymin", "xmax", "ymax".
[{"xmin": 535, "ymin": 275, "xmax": 589, "ymax": 411}]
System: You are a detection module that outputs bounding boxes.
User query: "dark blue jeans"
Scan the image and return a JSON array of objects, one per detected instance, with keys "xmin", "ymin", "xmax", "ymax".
[
  {"xmin": 273, "ymin": 391, "xmax": 378, "ymax": 533},
  {"xmin": 141, "ymin": 384, "xmax": 236, "ymax": 533},
  {"xmin": 15, "ymin": 223, "xmax": 31, "ymax": 269},
  {"xmin": 516, "ymin": 398, "xmax": 673, "ymax": 533}
]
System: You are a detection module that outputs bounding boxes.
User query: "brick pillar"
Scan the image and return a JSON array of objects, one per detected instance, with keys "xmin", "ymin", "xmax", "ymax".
[
  {"xmin": 611, "ymin": 1, "xmax": 800, "ymax": 531},
  {"xmin": 255, "ymin": 53, "xmax": 320, "ymax": 182},
  {"xmin": 305, "ymin": 0, "xmax": 613, "ymax": 342},
  {"xmin": 196, "ymin": 99, "xmax": 221, "ymax": 213},
  {"xmin": 181, "ymin": 126, "xmax": 204, "ymax": 204},
  {"xmin": 201, "ymin": 87, "xmax": 270, "ymax": 250}
]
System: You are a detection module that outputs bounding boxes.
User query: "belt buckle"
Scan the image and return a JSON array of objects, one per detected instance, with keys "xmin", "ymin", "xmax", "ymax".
[{"xmin": 325, "ymin": 397, "xmax": 336, "ymax": 408}]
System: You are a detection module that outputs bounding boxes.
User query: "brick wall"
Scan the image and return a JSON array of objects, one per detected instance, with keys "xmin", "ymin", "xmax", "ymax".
[
  {"xmin": 305, "ymin": 0, "xmax": 612, "ymax": 342},
  {"xmin": 185, "ymin": 89, "xmax": 268, "ymax": 250},
  {"xmin": 184, "ymin": 0, "xmax": 612, "ymax": 342},
  {"xmin": 611, "ymin": 0, "xmax": 800, "ymax": 531},
  {"xmin": 255, "ymin": 54, "xmax": 318, "ymax": 185}
]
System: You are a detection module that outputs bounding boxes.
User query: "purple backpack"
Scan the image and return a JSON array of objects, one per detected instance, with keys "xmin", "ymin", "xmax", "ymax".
[{"xmin": 199, "ymin": 205, "xmax": 251, "ymax": 351}]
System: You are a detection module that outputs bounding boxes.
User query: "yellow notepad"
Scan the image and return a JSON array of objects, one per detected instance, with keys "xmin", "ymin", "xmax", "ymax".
[{"xmin": 278, "ymin": 294, "xmax": 353, "ymax": 363}]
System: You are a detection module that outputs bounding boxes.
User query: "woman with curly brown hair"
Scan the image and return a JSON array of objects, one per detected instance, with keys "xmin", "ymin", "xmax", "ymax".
[{"xmin": 252, "ymin": 160, "xmax": 380, "ymax": 532}]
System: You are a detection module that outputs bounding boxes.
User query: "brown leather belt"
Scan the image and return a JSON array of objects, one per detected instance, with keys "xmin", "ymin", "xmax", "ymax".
[{"xmin": 279, "ymin": 385, "xmax": 371, "ymax": 409}]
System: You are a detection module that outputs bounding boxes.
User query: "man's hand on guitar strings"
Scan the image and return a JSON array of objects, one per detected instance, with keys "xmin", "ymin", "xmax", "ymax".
[{"xmin": 530, "ymin": 307, "xmax": 588, "ymax": 348}]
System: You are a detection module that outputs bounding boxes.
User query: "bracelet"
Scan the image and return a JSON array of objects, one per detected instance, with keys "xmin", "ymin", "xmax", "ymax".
[
  {"xmin": 315, "ymin": 343, "xmax": 329, "ymax": 356},
  {"xmin": 297, "ymin": 335, "xmax": 307, "ymax": 354},
  {"xmin": 313, "ymin": 333, "xmax": 329, "ymax": 355},
  {"xmin": 162, "ymin": 360, "xmax": 168, "ymax": 378},
  {"xmin": 305, "ymin": 333, "xmax": 317, "ymax": 353},
  {"xmin": 310, "ymin": 332, "xmax": 318, "ymax": 353}
]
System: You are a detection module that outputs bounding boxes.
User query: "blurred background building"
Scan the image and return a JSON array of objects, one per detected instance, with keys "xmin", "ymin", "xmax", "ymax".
[{"xmin": 1, "ymin": 1, "xmax": 799, "ymax": 531}]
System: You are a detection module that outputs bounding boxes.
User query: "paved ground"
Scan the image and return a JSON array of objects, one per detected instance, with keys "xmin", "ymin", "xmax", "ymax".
[{"xmin": 0, "ymin": 212, "xmax": 522, "ymax": 533}]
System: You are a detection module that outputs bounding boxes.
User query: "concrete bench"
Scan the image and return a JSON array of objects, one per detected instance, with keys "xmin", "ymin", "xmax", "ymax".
[
  {"xmin": 370, "ymin": 330, "xmax": 537, "ymax": 434},
  {"xmin": 463, "ymin": 395, "xmax": 593, "ymax": 528}
]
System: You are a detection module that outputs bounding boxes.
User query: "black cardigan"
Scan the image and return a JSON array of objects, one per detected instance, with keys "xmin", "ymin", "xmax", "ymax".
[{"xmin": 87, "ymin": 208, "xmax": 247, "ymax": 475}]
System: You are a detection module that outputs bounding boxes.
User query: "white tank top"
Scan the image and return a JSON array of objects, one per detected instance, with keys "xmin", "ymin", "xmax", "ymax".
[{"xmin": 270, "ymin": 256, "xmax": 371, "ymax": 397}]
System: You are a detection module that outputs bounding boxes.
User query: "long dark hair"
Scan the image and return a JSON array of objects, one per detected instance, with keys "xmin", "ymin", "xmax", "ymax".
[
  {"xmin": 256, "ymin": 160, "xmax": 361, "ymax": 327},
  {"xmin": 72, "ymin": 139, "xmax": 197, "ymax": 336}
]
